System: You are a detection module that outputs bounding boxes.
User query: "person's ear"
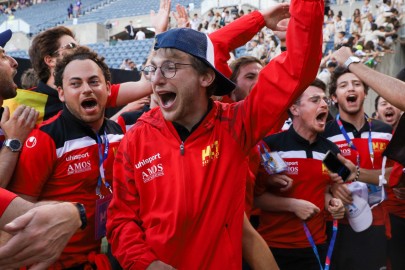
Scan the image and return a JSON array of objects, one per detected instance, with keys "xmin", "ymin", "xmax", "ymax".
[
  {"xmin": 290, "ymin": 104, "xmax": 300, "ymax": 117},
  {"xmin": 44, "ymin": 55, "xmax": 56, "ymax": 69},
  {"xmin": 200, "ymin": 69, "xmax": 215, "ymax": 88},
  {"xmin": 57, "ymin": 86, "xmax": 65, "ymax": 102},
  {"xmin": 331, "ymin": 94, "xmax": 338, "ymax": 104}
]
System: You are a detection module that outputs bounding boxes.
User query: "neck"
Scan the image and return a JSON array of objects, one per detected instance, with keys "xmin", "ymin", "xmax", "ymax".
[
  {"xmin": 339, "ymin": 110, "xmax": 365, "ymax": 131},
  {"xmin": 293, "ymin": 122, "xmax": 317, "ymax": 144},
  {"xmin": 89, "ymin": 121, "xmax": 104, "ymax": 134},
  {"xmin": 177, "ymin": 97, "xmax": 209, "ymax": 132},
  {"xmin": 46, "ymin": 75, "xmax": 57, "ymax": 90}
]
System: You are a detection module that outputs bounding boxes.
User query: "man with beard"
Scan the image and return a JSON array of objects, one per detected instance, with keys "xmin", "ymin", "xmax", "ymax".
[
  {"xmin": 375, "ymin": 95, "xmax": 402, "ymax": 130},
  {"xmin": 323, "ymin": 64, "xmax": 393, "ymax": 270},
  {"xmin": 7, "ymin": 46, "xmax": 124, "ymax": 269},
  {"xmin": 4, "ymin": 0, "xmax": 173, "ymax": 123},
  {"xmin": 0, "ymin": 30, "xmax": 86, "ymax": 270},
  {"xmin": 0, "ymin": 29, "xmax": 38, "ymax": 187},
  {"xmin": 254, "ymin": 79, "xmax": 346, "ymax": 270}
]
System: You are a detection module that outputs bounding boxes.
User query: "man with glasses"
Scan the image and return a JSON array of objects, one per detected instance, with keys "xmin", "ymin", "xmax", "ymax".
[
  {"xmin": 107, "ymin": 0, "xmax": 324, "ymax": 268},
  {"xmin": 254, "ymin": 79, "xmax": 346, "ymax": 270}
]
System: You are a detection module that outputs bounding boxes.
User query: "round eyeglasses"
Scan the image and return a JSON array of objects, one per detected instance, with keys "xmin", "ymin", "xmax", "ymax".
[
  {"xmin": 51, "ymin": 42, "xmax": 77, "ymax": 56},
  {"xmin": 142, "ymin": 62, "xmax": 193, "ymax": 81}
]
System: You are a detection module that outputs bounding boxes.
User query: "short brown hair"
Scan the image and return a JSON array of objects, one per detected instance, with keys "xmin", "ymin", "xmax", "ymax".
[
  {"xmin": 229, "ymin": 56, "xmax": 263, "ymax": 84},
  {"xmin": 329, "ymin": 66, "xmax": 369, "ymax": 98}
]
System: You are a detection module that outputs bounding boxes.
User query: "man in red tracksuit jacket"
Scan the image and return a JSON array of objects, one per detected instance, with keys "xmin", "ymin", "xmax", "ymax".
[{"xmin": 107, "ymin": 0, "xmax": 324, "ymax": 268}]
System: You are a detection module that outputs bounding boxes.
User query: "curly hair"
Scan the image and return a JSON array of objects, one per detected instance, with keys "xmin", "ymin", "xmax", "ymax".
[
  {"xmin": 329, "ymin": 66, "xmax": 369, "ymax": 99},
  {"xmin": 54, "ymin": 46, "xmax": 111, "ymax": 88}
]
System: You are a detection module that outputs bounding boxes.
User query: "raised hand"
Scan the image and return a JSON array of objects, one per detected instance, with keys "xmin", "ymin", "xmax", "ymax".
[
  {"xmin": 1, "ymin": 105, "xmax": 39, "ymax": 142},
  {"xmin": 172, "ymin": 4, "xmax": 190, "ymax": 28},
  {"xmin": 150, "ymin": 0, "xmax": 172, "ymax": 34},
  {"xmin": 260, "ymin": 3, "xmax": 290, "ymax": 32}
]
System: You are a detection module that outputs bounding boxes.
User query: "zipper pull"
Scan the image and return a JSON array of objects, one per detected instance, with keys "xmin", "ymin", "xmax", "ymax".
[{"xmin": 180, "ymin": 141, "xmax": 185, "ymax": 155}]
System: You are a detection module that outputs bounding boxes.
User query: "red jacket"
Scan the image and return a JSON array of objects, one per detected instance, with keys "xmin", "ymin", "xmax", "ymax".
[{"xmin": 107, "ymin": 0, "xmax": 324, "ymax": 268}]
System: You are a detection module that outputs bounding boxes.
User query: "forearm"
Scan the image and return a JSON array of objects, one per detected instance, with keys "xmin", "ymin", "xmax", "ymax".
[
  {"xmin": 0, "ymin": 149, "xmax": 20, "ymax": 187},
  {"xmin": 324, "ymin": 191, "xmax": 332, "ymax": 209},
  {"xmin": 242, "ymin": 0, "xmax": 324, "ymax": 149},
  {"xmin": 210, "ymin": 11, "xmax": 265, "ymax": 78},
  {"xmin": 358, "ymin": 167, "xmax": 392, "ymax": 185},
  {"xmin": 0, "ymin": 197, "xmax": 31, "ymax": 228},
  {"xmin": 348, "ymin": 63, "xmax": 405, "ymax": 111},
  {"xmin": 115, "ymin": 78, "xmax": 152, "ymax": 107},
  {"xmin": 242, "ymin": 214, "xmax": 279, "ymax": 270},
  {"xmin": 255, "ymin": 192, "xmax": 296, "ymax": 213}
]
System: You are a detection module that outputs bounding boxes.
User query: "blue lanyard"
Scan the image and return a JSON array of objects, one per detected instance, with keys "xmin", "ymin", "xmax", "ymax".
[
  {"xmin": 303, "ymin": 219, "xmax": 338, "ymax": 270},
  {"xmin": 96, "ymin": 130, "xmax": 111, "ymax": 197},
  {"xmin": 336, "ymin": 114, "xmax": 374, "ymax": 168}
]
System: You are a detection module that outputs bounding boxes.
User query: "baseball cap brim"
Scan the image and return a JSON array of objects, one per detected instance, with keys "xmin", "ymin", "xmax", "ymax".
[
  {"xmin": 347, "ymin": 195, "xmax": 373, "ymax": 232},
  {"xmin": 154, "ymin": 28, "xmax": 236, "ymax": 96},
  {"xmin": 0, "ymin": 30, "xmax": 12, "ymax": 48}
]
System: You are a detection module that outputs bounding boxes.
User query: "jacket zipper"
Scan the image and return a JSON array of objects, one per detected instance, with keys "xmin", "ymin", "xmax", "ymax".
[{"xmin": 180, "ymin": 141, "xmax": 185, "ymax": 155}]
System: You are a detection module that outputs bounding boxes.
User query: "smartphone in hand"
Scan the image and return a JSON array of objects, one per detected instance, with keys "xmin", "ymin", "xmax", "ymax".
[{"xmin": 322, "ymin": 150, "xmax": 351, "ymax": 182}]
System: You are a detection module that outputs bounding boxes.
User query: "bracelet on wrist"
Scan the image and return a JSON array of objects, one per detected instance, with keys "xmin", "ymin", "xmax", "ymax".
[
  {"xmin": 353, "ymin": 166, "xmax": 360, "ymax": 182},
  {"xmin": 74, "ymin": 203, "xmax": 87, "ymax": 230}
]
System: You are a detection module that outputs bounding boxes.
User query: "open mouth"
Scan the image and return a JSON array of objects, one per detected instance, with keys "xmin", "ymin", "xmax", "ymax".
[
  {"xmin": 346, "ymin": 95, "xmax": 357, "ymax": 103},
  {"xmin": 384, "ymin": 110, "xmax": 394, "ymax": 120},
  {"xmin": 158, "ymin": 92, "xmax": 176, "ymax": 108},
  {"xmin": 316, "ymin": 111, "xmax": 328, "ymax": 123},
  {"xmin": 81, "ymin": 98, "xmax": 97, "ymax": 110}
]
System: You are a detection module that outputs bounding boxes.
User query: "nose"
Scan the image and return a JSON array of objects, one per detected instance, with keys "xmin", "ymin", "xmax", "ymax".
[
  {"xmin": 151, "ymin": 67, "xmax": 166, "ymax": 84},
  {"xmin": 8, "ymin": 55, "xmax": 18, "ymax": 69},
  {"xmin": 82, "ymin": 82, "xmax": 93, "ymax": 94},
  {"xmin": 320, "ymin": 98, "xmax": 329, "ymax": 107}
]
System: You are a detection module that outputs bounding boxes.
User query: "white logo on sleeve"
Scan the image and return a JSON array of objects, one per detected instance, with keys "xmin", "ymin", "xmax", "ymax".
[{"xmin": 25, "ymin": 136, "xmax": 37, "ymax": 148}]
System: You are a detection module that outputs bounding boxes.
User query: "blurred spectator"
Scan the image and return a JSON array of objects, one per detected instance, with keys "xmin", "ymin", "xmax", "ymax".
[
  {"xmin": 120, "ymin": 58, "xmax": 131, "ymax": 70},
  {"xmin": 125, "ymin": 21, "xmax": 136, "ymax": 39},
  {"xmin": 374, "ymin": 95, "xmax": 402, "ymax": 130},
  {"xmin": 334, "ymin": 14, "xmax": 346, "ymax": 33},
  {"xmin": 362, "ymin": 13, "xmax": 375, "ymax": 37},
  {"xmin": 127, "ymin": 60, "xmax": 138, "ymax": 72},
  {"xmin": 350, "ymin": 15, "xmax": 363, "ymax": 35},
  {"xmin": 190, "ymin": 13, "xmax": 201, "ymax": 30},
  {"xmin": 317, "ymin": 60, "xmax": 337, "ymax": 87},
  {"xmin": 20, "ymin": 68, "xmax": 39, "ymax": 90},
  {"xmin": 361, "ymin": 0, "xmax": 373, "ymax": 21},
  {"xmin": 135, "ymin": 28, "xmax": 145, "ymax": 40},
  {"xmin": 334, "ymin": 31, "xmax": 348, "ymax": 49},
  {"xmin": 73, "ymin": 0, "xmax": 81, "ymax": 17},
  {"xmin": 67, "ymin": 3, "xmax": 73, "ymax": 19},
  {"xmin": 109, "ymin": 35, "xmax": 118, "ymax": 46}
]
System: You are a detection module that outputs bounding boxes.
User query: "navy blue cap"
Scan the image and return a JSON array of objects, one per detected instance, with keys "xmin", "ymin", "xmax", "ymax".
[
  {"xmin": 0, "ymin": 30, "xmax": 12, "ymax": 48},
  {"xmin": 154, "ymin": 28, "xmax": 236, "ymax": 96}
]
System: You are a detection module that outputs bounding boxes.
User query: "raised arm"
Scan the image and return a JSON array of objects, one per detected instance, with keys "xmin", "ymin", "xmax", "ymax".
[
  {"xmin": 238, "ymin": 0, "xmax": 324, "ymax": 151},
  {"xmin": 331, "ymin": 46, "xmax": 405, "ymax": 111},
  {"xmin": 114, "ymin": 0, "xmax": 172, "ymax": 107}
]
